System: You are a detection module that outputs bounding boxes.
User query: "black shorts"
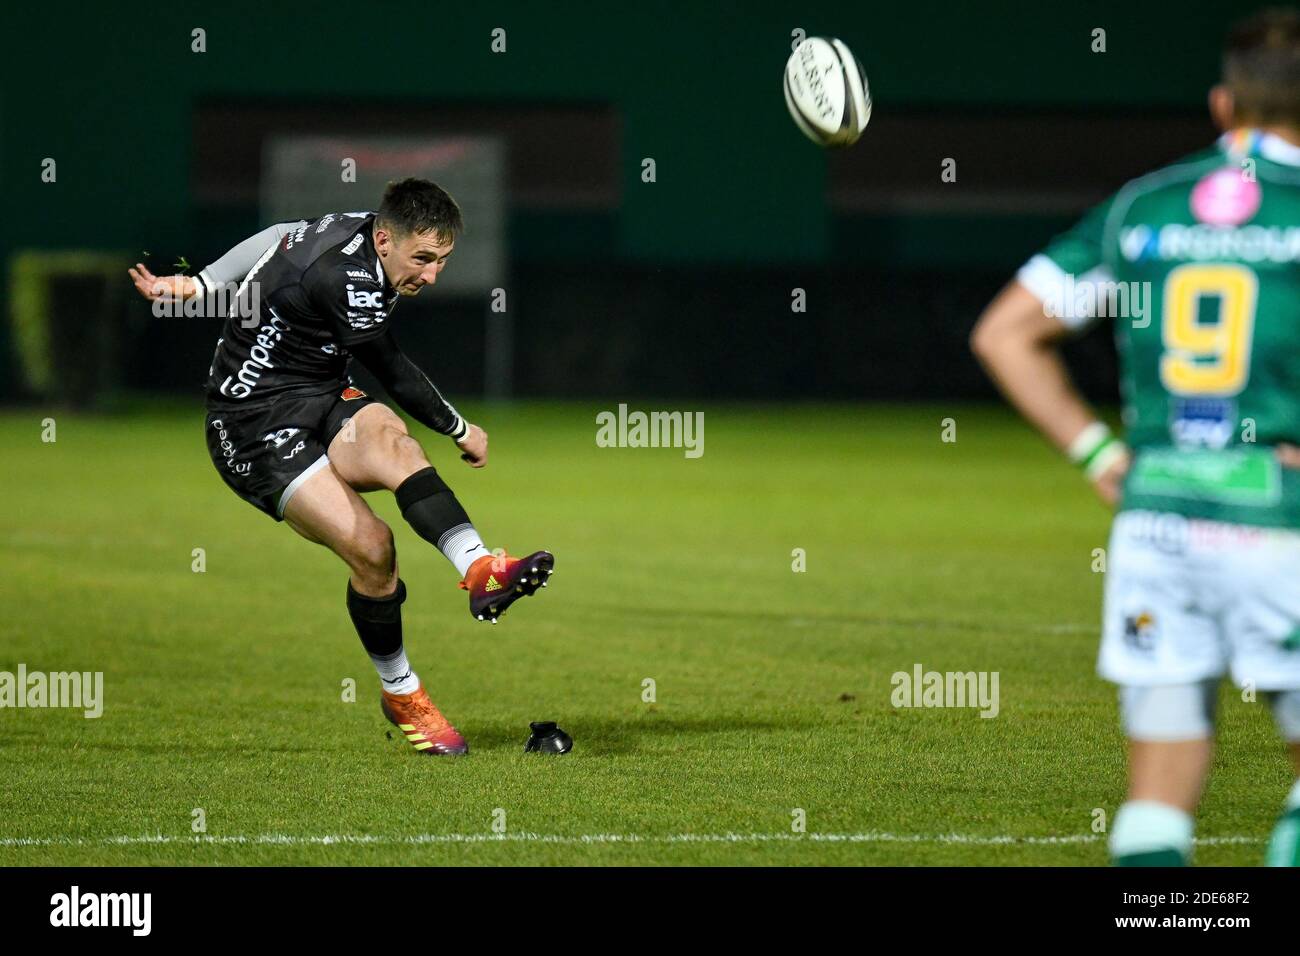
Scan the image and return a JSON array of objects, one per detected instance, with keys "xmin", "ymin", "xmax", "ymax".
[{"xmin": 204, "ymin": 385, "xmax": 377, "ymax": 520}]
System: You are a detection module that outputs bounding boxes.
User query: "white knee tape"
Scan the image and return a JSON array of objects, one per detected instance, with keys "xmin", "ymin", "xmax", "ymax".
[
  {"xmin": 1267, "ymin": 690, "xmax": 1300, "ymax": 743},
  {"xmin": 1120, "ymin": 681, "xmax": 1218, "ymax": 741}
]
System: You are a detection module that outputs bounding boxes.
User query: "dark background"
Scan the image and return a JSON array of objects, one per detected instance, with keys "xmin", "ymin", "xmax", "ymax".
[{"xmin": 0, "ymin": 1, "xmax": 1256, "ymax": 403}]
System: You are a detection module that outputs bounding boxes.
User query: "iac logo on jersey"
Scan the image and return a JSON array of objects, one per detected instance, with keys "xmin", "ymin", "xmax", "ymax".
[{"xmin": 346, "ymin": 284, "xmax": 383, "ymax": 309}]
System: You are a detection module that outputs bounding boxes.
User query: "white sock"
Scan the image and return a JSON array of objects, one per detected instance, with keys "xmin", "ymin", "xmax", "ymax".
[
  {"xmin": 439, "ymin": 523, "xmax": 491, "ymax": 577},
  {"xmin": 371, "ymin": 647, "xmax": 420, "ymax": 696},
  {"xmin": 1109, "ymin": 800, "xmax": 1194, "ymax": 862},
  {"xmin": 1285, "ymin": 777, "xmax": 1300, "ymax": 812},
  {"xmin": 1266, "ymin": 779, "xmax": 1300, "ymax": 866}
]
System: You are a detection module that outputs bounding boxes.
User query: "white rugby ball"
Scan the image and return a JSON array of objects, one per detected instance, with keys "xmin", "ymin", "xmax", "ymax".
[{"xmin": 783, "ymin": 37, "xmax": 871, "ymax": 147}]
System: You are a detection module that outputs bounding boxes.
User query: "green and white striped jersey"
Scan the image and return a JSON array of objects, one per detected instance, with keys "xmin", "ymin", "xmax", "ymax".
[{"xmin": 1017, "ymin": 129, "xmax": 1300, "ymax": 528}]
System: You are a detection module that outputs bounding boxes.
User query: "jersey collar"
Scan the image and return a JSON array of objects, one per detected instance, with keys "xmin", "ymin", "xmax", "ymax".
[
  {"xmin": 366, "ymin": 220, "xmax": 396, "ymax": 295},
  {"xmin": 1219, "ymin": 127, "xmax": 1300, "ymax": 167}
]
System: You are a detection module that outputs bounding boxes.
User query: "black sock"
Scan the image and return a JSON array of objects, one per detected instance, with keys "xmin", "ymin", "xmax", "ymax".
[
  {"xmin": 396, "ymin": 467, "xmax": 472, "ymax": 549},
  {"xmin": 396, "ymin": 467, "xmax": 491, "ymax": 576},
  {"xmin": 346, "ymin": 578, "xmax": 406, "ymax": 657}
]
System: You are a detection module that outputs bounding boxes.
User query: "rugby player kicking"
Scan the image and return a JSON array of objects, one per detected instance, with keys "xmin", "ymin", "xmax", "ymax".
[
  {"xmin": 973, "ymin": 9, "xmax": 1300, "ymax": 864},
  {"xmin": 128, "ymin": 178, "xmax": 553, "ymax": 757}
]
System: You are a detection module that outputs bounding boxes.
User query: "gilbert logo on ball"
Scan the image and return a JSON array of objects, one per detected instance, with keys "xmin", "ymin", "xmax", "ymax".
[
  {"xmin": 1190, "ymin": 167, "xmax": 1262, "ymax": 226},
  {"xmin": 784, "ymin": 36, "xmax": 871, "ymax": 147}
]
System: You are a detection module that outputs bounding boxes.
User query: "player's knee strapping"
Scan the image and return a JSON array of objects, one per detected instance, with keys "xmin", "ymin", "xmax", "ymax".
[
  {"xmin": 395, "ymin": 467, "xmax": 490, "ymax": 577},
  {"xmin": 1110, "ymin": 682, "xmax": 1212, "ymax": 867},
  {"xmin": 1119, "ymin": 681, "xmax": 1218, "ymax": 741},
  {"xmin": 1266, "ymin": 689, "xmax": 1300, "ymax": 743}
]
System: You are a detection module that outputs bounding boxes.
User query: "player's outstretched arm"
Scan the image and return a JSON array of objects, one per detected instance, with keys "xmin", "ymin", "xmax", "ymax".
[
  {"xmin": 128, "ymin": 221, "xmax": 307, "ymax": 304},
  {"xmin": 128, "ymin": 263, "xmax": 197, "ymax": 302},
  {"xmin": 971, "ymin": 280, "xmax": 1129, "ymax": 505},
  {"xmin": 197, "ymin": 220, "xmax": 306, "ymax": 291},
  {"xmin": 350, "ymin": 329, "xmax": 488, "ymax": 468}
]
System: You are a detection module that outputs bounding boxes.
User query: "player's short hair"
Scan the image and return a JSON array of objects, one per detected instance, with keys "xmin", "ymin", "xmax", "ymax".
[
  {"xmin": 376, "ymin": 178, "xmax": 463, "ymax": 243},
  {"xmin": 1224, "ymin": 7, "xmax": 1300, "ymax": 125}
]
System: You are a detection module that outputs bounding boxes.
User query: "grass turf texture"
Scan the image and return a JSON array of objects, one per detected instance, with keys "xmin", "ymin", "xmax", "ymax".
[{"xmin": 0, "ymin": 400, "xmax": 1289, "ymax": 866}]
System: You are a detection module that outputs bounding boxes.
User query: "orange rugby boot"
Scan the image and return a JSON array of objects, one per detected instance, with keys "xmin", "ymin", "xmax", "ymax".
[
  {"xmin": 380, "ymin": 683, "xmax": 469, "ymax": 756},
  {"xmin": 459, "ymin": 550, "xmax": 555, "ymax": 624}
]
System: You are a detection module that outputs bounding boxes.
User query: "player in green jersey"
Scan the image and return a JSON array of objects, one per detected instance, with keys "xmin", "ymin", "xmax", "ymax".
[{"xmin": 973, "ymin": 8, "xmax": 1300, "ymax": 866}]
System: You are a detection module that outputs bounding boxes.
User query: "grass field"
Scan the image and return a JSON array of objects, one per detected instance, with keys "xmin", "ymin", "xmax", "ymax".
[{"xmin": 0, "ymin": 399, "xmax": 1291, "ymax": 866}]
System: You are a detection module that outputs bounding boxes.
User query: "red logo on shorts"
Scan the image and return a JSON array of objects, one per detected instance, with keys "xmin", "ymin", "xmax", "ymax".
[{"xmin": 341, "ymin": 387, "xmax": 367, "ymax": 401}]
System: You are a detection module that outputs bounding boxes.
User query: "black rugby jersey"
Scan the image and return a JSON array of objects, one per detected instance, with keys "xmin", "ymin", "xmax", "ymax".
[{"xmin": 202, "ymin": 212, "xmax": 465, "ymax": 438}]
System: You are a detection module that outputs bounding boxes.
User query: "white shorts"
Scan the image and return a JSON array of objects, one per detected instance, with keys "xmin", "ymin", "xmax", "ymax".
[{"xmin": 1099, "ymin": 510, "xmax": 1300, "ymax": 690}]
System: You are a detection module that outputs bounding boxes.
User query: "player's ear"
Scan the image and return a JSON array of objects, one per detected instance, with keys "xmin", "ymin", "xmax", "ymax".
[{"xmin": 1209, "ymin": 85, "xmax": 1235, "ymax": 133}]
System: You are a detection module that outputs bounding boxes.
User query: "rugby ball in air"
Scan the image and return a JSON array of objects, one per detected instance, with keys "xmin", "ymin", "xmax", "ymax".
[{"xmin": 783, "ymin": 36, "xmax": 871, "ymax": 147}]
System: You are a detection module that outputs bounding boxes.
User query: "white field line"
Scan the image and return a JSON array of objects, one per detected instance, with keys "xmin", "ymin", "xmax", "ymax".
[{"xmin": 0, "ymin": 831, "xmax": 1266, "ymax": 848}]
